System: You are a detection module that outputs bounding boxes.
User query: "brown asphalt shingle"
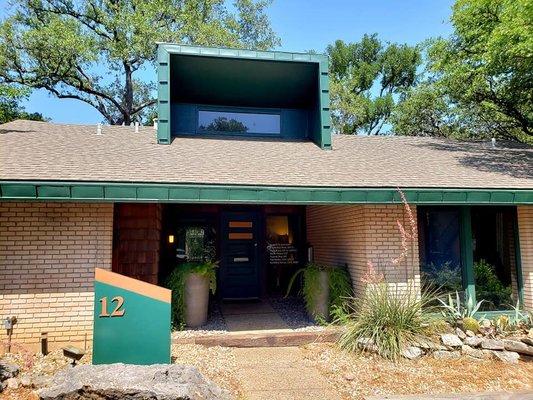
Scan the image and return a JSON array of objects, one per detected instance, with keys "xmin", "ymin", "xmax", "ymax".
[{"xmin": 0, "ymin": 120, "xmax": 531, "ymax": 189}]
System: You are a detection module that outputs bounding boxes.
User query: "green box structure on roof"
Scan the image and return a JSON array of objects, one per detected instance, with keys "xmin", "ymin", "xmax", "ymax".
[{"xmin": 156, "ymin": 43, "xmax": 332, "ymax": 149}]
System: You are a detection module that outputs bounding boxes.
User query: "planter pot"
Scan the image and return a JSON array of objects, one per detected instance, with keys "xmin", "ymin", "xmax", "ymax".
[
  {"xmin": 309, "ymin": 270, "xmax": 330, "ymax": 322},
  {"xmin": 184, "ymin": 272, "xmax": 210, "ymax": 328}
]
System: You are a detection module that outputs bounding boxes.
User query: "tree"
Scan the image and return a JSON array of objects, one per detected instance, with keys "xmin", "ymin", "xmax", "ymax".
[
  {"xmin": 327, "ymin": 35, "xmax": 421, "ymax": 135},
  {"xmin": 0, "ymin": 0, "xmax": 279, "ymax": 125},
  {"xmin": 199, "ymin": 117, "xmax": 248, "ymax": 133},
  {"xmin": 0, "ymin": 85, "xmax": 47, "ymax": 124},
  {"xmin": 394, "ymin": 0, "xmax": 533, "ymax": 143}
]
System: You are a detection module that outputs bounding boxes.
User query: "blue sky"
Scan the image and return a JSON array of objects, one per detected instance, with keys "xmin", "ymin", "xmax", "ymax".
[{"xmin": 1, "ymin": 0, "xmax": 455, "ymax": 124}]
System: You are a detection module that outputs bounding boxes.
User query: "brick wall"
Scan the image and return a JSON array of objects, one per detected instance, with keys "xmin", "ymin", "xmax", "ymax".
[
  {"xmin": 0, "ymin": 202, "xmax": 113, "ymax": 350},
  {"xmin": 306, "ymin": 204, "xmax": 420, "ymax": 297},
  {"xmin": 518, "ymin": 206, "xmax": 533, "ymax": 309},
  {"xmin": 112, "ymin": 204, "xmax": 162, "ymax": 284}
]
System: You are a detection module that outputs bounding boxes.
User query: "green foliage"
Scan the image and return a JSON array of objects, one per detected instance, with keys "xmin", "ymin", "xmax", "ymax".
[
  {"xmin": 286, "ymin": 263, "xmax": 352, "ymax": 320},
  {"xmin": 0, "ymin": 85, "xmax": 47, "ymax": 124},
  {"xmin": 394, "ymin": 0, "xmax": 533, "ymax": 142},
  {"xmin": 422, "ymin": 262, "xmax": 463, "ymax": 295},
  {"xmin": 0, "ymin": 0, "xmax": 279, "ymax": 125},
  {"xmin": 165, "ymin": 261, "xmax": 217, "ymax": 329},
  {"xmin": 474, "ymin": 260, "xmax": 512, "ymax": 310},
  {"xmin": 199, "ymin": 117, "xmax": 249, "ymax": 133},
  {"xmin": 336, "ymin": 283, "xmax": 438, "ymax": 361},
  {"xmin": 327, "ymin": 34, "xmax": 421, "ymax": 135},
  {"xmin": 462, "ymin": 316, "xmax": 480, "ymax": 333},
  {"xmin": 437, "ymin": 291, "xmax": 485, "ymax": 322}
]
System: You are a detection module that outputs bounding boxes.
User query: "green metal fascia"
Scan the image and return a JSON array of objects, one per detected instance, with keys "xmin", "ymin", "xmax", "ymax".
[
  {"xmin": 156, "ymin": 43, "xmax": 332, "ymax": 148},
  {"xmin": 1, "ymin": 181, "xmax": 532, "ymax": 205}
]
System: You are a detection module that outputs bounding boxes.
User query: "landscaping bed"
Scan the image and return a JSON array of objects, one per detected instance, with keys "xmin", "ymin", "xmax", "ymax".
[{"xmin": 302, "ymin": 342, "xmax": 533, "ymax": 400}]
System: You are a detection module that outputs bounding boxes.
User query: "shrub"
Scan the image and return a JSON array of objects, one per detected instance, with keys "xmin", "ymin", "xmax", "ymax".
[
  {"xmin": 335, "ymin": 282, "xmax": 438, "ymax": 361},
  {"xmin": 462, "ymin": 317, "xmax": 480, "ymax": 333},
  {"xmin": 286, "ymin": 263, "xmax": 352, "ymax": 320},
  {"xmin": 165, "ymin": 261, "xmax": 217, "ymax": 329},
  {"xmin": 474, "ymin": 260, "xmax": 512, "ymax": 309}
]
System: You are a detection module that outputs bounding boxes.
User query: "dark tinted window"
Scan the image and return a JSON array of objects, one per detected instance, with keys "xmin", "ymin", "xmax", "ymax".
[{"xmin": 198, "ymin": 110, "xmax": 280, "ymax": 134}]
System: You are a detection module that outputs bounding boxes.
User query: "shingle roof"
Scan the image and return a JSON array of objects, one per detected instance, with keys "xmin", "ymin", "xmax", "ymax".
[{"xmin": 1, "ymin": 120, "xmax": 532, "ymax": 189}]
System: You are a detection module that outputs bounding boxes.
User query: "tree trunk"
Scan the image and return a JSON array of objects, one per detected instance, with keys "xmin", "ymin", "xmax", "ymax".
[{"xmin": 123, "ymin": 61, "xmax": 133, "ymax": 125}]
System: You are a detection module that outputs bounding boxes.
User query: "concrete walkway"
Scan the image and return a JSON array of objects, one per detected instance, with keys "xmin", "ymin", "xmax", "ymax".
[
  {"xmin": 233, "ymin": 346, "xmax": 342, "ymax": 400},
  {"xmin": 367, "ymin": 392, "xmax": 533, "ymax": 400},
  {"xmin": 221, "ymin": 300, "xmax": 288, "ymax": 331}
]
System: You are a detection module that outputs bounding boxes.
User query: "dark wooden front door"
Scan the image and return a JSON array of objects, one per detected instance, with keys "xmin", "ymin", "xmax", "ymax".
[{"xmin": 220, "ymin": 211, "xmax": 261, "ymax": 299}]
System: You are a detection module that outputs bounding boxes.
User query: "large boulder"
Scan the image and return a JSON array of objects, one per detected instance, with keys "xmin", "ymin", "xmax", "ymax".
[{"xmin": 38, "ymin": 364, "xmax": 232, "ymax": 400}]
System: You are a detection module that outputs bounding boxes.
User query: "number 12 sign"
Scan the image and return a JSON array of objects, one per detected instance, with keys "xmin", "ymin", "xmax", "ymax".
[{"xmin": 92, "ymin": 268, "xmax": 171, "ymax": 365}]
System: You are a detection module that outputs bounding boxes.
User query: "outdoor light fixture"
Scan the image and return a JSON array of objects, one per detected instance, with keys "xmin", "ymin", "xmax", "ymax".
[
  {"xmin": 168, "ymin": 234, "xmax": 175, "ymax": 244},
  {"xmin": 63, "ymin": 345, "xmax": 85, "ymax": 366}
]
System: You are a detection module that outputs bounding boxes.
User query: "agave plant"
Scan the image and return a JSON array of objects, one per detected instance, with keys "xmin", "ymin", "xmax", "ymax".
[{"xmin": 437, "ymin": 291, "xmax": 484, "ymax": 322}]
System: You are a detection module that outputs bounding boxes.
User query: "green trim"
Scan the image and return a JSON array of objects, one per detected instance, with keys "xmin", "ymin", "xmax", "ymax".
[
  {"xmin": 1, "ymin": 181, "xmax": 532, "ymax": 205},
  {"xmin": 459, "ymin": 206, "xmax": 476, "ymax": 305},
  {"xmin": 156, "ymin": 43, "xmax": 331, "ymax": 149}
]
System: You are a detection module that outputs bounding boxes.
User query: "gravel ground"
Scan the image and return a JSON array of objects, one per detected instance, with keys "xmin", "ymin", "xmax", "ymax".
[
  {"xmin": 173, "ymin": 296, "xmax": 321, "ymax": 338},
  {"xmin": 172, "ymin": 301, "xmax": 228, "ymax": 338},
  {"xmin": 171, "ymin": 344, "xmax": 241, "ymax": 398},
  {"xmin": 267, "ymin": 296, "xmax": 319, "ymax": 330},
  {"xmin": 302, "ymin": 343, "xmax": 533, "ymax": 400}
]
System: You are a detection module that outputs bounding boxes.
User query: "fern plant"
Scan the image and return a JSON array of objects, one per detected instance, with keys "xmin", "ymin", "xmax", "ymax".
[
  {"xmin": 286, "ymin": 263, "xmax": 352, "ymax": 320},
  {"xmin": 165, "ymin": 261, "xmax": 218, "ymax": 329}
]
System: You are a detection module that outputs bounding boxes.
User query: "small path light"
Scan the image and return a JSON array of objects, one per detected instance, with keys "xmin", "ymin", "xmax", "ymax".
[{"xmin": 63, "ymin": 345, "xmax": 85, "ymax": 366}]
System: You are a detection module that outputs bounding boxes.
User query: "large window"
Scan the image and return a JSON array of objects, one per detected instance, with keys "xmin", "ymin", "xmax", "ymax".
[
  {"xmin": 419, "ymin": 206, "xmax": 521, "ymax": 311},
  {"xmin": 198, "ymin": 110, "xmax": 281, "ymax": 135}
]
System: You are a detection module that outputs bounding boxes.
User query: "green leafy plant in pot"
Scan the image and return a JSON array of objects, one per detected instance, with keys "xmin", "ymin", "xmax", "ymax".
[
  {"xmin": 286, "ymin": 263, "xmax": 352, "ymax": 322},
  {"xmin": 166, "ymin": 261, "xmax": 217, "ymax": 329}
]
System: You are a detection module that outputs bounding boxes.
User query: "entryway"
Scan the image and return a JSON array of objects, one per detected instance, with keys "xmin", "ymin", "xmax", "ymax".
[{"xmin": 221, "ymin": 299, "xmax": 288, "ymax": 331}]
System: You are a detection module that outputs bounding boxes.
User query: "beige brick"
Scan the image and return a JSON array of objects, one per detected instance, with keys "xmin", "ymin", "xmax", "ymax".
[
  {"xmin": 518, "ymin": 206, "xmax": 533, "ymax": 310},
  {"xmin": 306, "ymin": 204, "xmax": 420, "ymax": 298},
  {"xmin": 0, "ymin": 202, "xmax": 113, "ymax": 345}
]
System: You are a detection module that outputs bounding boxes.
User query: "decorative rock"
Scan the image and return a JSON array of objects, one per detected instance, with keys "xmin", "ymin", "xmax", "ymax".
[
  {"xmin": 357, "ymin": 337, "xmax": 378, "ymax": 353},
  {"xmin": 480, "ymin": 319, "xmax": 492, "ymax": 329},
  {"xmin": 521, "ymin": 337, "xmax": 533, "ymax": 347},
  {"xmin": 433, "ymin": 350, "xmax": 460, "ymax": 360},
  {"xmin": 492, "ymin": 350, "xmax": 520, "ymax": 364},
  {"xmin": 343, "ymin": 373, "xmax": 355, "ymax": 381},
  {"xmin": 0, "ymin": 362, "xmax": 20, "ymax": 381},
  {"xmin": 6, "ymin": 378, "xmax": 19, "ymax": 390},
  {"xmin": 461, "ymin": 345, "xmax": 492, "ymax": 360},
  {"xmin": 19, "ymin": 373, "xmax": 52, "ymax": 389},
  {"xmin": 38, "ymin": 364, "xmax": 232, "ymax": 400},
  {"xmin": 481, "ymin": 338, "xmax": 505, "ymax": 350},
  {"xmin": 455, "ymin": 327, "xmax": 467, "ymax": 340},
  {"xmin": 464, "ymin": 336, "xmax": 483, "ymax": 347},
  {"xmin": 402, "ymin": 346, "xmax": 423, "ymax": 360},
  {"xmin": 415, "ymin": 338, "xmax": 446, "ymax": 351},
  {"xmin": 441, "ymin": 334, "xmax": 463, "ymax": 348},
  {"xmin": 503, "ymin": 339, "xmax": 533, "ymax": 356},
  {"xmin": 466, "ymin": 330, "xmax": 475, "ymax": 337}
]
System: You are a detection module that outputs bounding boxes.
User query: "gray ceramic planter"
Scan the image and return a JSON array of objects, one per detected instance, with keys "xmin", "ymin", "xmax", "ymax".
[
  {"xmin": 184, "ymin": 272, "xmax": 209, "ymax": 328},
  {"xmin": 309, "ymin": 269, "xmax": 330, "ymax": 322}
]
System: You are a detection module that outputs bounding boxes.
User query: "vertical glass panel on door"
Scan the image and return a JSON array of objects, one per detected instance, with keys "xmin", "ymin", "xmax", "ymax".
[{"xmin": 198, "ymin": 110, "xmax": 280, "ymax": 134}]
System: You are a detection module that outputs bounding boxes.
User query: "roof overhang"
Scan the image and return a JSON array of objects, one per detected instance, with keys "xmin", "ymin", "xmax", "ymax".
[{"xmin": 1, "ymin": 181, "xmax": 531, "ymax": 205}]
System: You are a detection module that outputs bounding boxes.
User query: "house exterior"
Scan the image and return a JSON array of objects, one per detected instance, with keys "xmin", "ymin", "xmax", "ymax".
[{"xmin": 1, "ymin": 44, "xmax": 532, "ymax": 351}]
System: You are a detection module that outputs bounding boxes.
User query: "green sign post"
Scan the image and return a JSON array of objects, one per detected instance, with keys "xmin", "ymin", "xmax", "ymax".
[{"xmin": 93, "ymin": 268, "xmax": 171, "ymax": 365}]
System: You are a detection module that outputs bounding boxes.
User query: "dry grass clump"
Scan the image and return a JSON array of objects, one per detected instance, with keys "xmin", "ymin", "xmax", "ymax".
[
  {"xmin": 171, "ymin": 344, "xmax": 242, "ymax": 398},
  {"xmin": 303, "ymin": 343, "xmax": 533, "ymax": 400}
]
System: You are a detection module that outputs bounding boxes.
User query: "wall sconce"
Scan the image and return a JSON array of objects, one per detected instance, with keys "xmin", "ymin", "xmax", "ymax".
[{"xmin": 168, "ymin": 234, "xmax": 175, "ymax": 244}]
